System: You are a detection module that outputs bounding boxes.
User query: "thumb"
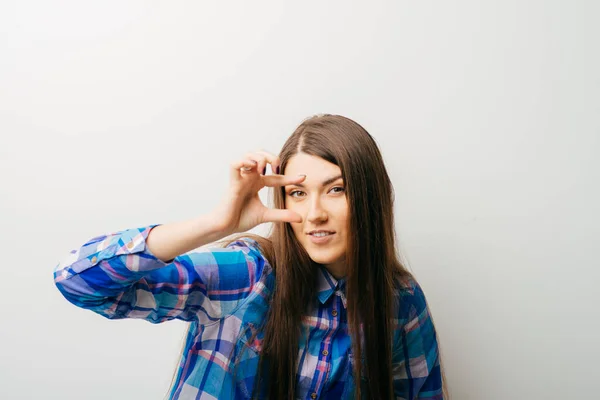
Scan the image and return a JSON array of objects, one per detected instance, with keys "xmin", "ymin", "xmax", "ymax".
[{"xmin": 262, "ymin": 208, "xmax": 303, "ymax": 224}]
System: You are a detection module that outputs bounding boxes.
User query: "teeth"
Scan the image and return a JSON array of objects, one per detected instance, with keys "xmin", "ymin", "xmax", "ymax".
[{"xmin": 312, "ymin": 232, "xmax": 332, "ymax": 237}]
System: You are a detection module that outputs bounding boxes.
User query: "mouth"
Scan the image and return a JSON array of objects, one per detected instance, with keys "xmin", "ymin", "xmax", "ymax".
[{"xmin": 307, "ymin": 231, "xmax": 336, "ymax": 244}]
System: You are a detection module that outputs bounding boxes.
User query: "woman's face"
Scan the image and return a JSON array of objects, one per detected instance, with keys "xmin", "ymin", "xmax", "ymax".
[{"xmin": 284, "ymin": 153, "xmax": 348, "ymax": 278}]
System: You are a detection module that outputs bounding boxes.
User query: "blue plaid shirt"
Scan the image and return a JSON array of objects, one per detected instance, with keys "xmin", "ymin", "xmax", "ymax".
[{"xmin": 54, "ymin": 225, "xmax": 443, "ymax": 399}]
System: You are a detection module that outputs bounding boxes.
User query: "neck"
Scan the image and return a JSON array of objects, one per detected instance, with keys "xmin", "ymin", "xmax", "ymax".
[{"xmin": 325, "ymin": 260, "xmax": 346, "ymax": 280}]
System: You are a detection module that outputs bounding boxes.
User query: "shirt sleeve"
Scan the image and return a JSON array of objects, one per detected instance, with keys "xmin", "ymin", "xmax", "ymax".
[
  {"xmin": 392, "ymin": 280, "xmax": 444, "ymax": 400},
  {"xmin": 53, "ymin": 224, "xmax": 268, "ymax": 325}
]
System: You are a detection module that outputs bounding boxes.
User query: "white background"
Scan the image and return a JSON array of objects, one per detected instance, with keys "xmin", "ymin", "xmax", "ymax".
[{"xmin": 1, "ymin": 1, "xmax": 598, "ymax": 399}]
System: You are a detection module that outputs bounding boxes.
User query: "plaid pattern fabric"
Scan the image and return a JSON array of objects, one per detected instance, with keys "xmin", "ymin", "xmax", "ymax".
[{"xmin": 54, "ymin": 225, "xmax": 443, "ymax": 399}]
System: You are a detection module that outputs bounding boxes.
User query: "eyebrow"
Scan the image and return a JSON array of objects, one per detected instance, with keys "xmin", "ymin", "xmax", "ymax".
[{"xmin": 287, "ymin": 174, "xmax": 343, "ymax": 189}]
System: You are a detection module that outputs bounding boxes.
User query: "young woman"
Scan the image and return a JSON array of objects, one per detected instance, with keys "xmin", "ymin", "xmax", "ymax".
[{"xmin": 54, "ymin": 114, "xmax": 447, "ymax": 399}]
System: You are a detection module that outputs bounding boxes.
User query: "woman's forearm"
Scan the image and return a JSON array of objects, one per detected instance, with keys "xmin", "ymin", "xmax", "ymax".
[{"xmin": 146, "ymin": 213, "xmax": 229, "ymax": 262}]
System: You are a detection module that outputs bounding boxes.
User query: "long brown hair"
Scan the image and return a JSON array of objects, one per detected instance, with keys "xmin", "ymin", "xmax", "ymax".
[{"xmin": 168, "ymin": 114, "xmax": 449, "ymax": 399}]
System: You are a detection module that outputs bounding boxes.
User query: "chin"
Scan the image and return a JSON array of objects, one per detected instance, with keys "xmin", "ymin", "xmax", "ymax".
[
  {"xmin": 297, "ymin": 236, "xmax": 344, "ymax": 265},
  {"xmin": 305, "ymin": 250, "xmax": 343, "ymax": 265},
  {"xmin": 309, "ymin": 256, "xmax": 336, "ymax": 265}
]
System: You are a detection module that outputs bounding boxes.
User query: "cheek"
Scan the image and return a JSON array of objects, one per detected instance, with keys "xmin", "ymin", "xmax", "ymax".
[
  {"xmin": 335, "ymin": 206, "xmax": 349, "ymax": 230},
  {"xmin": 289, "ymin": 221, "xmax": 304, "ymax": 238},
  {"xmin": 294, "ymin": 227, "xmax": 304, "ymax": 240}
]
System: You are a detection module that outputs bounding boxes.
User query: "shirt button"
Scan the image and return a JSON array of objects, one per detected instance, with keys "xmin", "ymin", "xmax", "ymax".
[
  {"xmin": 322, "ymin": 349, "xmax": 329, "ymax": 356},
  {"xmin": 311, "ymin": 393, "xmax": 317, "ymax": 399},
  {"xmin": 331, "ymin": 309, "xmax": 338, "ymax": 317}
]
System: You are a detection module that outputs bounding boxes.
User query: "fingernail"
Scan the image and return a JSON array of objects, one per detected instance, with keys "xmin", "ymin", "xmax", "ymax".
[{"xmin": 298, "ymin": 174, "xmax": 306, "ymax": 178}]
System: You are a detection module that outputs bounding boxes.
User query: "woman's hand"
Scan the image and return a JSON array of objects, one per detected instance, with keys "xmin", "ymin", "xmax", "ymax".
[{"xmin": 212, "ymin": 150, "xmax": 306, "ymax": 235}]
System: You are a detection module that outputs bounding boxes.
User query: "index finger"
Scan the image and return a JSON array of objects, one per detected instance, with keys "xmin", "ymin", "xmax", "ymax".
[
  {"xmin": 262, "ymin": 174, "xmax": 306, "ymax": 188},
  {"xmin": 254, "ymin": 150, "xmax": 281, "ymax": 174}
]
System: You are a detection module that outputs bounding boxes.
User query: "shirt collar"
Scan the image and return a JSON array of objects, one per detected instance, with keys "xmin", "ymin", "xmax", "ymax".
[{"xmin": 316, "ymin": 265, "xmax": 347, "ymax": 308}]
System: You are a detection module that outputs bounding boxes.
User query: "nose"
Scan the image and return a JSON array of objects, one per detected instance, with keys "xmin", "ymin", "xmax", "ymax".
[{"xmin": 306, "ymin": 196, "xmax": 328, "ymax": 223}]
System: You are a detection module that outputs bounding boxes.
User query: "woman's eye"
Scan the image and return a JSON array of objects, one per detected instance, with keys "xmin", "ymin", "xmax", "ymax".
[{"xmin": 288, "ymin": 187, "xmax": 344, "ymax": 198}]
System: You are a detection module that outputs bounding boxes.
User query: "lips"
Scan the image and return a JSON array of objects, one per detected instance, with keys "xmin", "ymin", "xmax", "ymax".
[{"xmin": 308, "ymin": 232, "xmax": 335, "ymax": 244}]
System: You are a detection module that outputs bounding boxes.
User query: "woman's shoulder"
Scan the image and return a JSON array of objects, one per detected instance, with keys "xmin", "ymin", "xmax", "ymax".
[
  {"xmin": 393, "ymin": 273, "xmax": 431, "ymax": 321},
  {"xmin": 222, "ymin": 235, "xmax": 272, "ymax": 260},
  {"xmin": 222, "ymin": 235, "xmax": 276, "ymax": 286}
]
